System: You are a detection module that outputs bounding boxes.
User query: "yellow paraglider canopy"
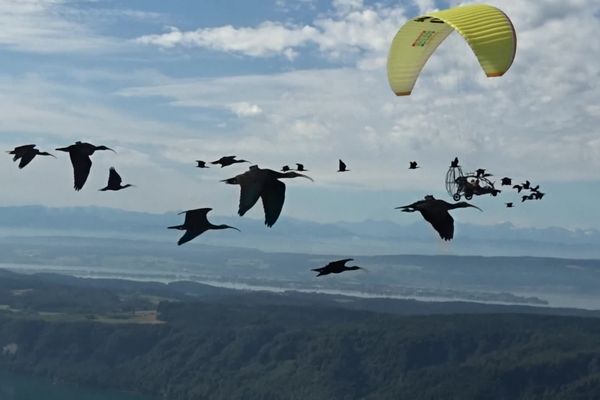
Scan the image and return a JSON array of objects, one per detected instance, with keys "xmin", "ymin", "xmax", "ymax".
[{"xmin": 387, "ymin": 3, "xmax": 516, "ymax": 96}]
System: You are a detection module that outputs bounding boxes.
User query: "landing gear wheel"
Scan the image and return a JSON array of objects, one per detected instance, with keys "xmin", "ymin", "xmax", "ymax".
[
  {"xmin": 453, "ymin": 193, "xmax": 461, "ymax": 201},
  {"xmin": 465, "ymin": 194, "xmax": 473, "ymax": 200}
]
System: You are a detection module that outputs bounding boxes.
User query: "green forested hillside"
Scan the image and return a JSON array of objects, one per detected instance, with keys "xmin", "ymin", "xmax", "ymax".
[{"xmin": 2, "ymin": 300, "xmax": 600, "ymax": 400}]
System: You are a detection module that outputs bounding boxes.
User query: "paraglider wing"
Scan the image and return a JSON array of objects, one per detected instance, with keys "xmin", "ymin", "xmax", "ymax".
[{"xmin": 387, "ymin": 4, "xmax": 516, "ymax": 96}]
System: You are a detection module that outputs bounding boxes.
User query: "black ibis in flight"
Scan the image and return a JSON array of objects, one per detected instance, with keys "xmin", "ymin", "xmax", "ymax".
[
  {"xmin": 7, "ymin": 144, "xmax": 55, "ymax": 169},
  {"xmin": 409, "ymin": 161, "xmax": 419, "ymax": 169},
  {"xmin": 533, "ymin": 192, "xmax": 545, "ymax": 200},
  {"xmin": 222, "ymin": 165, "xmax": 313, "ymax": 227},
  {"xmin": 530, "ymin": 185, "xmax": 540, "ymax": 192},
  {"xmin": 296, "ymin": 163, "xmax": 307, "ymax": 172},
  {"xmin": 513, "ymin": 184, "xmax": 523, "ymax": 193},
  {"xmin": 476, "ymin": 168, "xmax": 492, "ymax": 178},
  {"xmin": 168, "ymin": 208, "xmax": 240, "ymax": 246},
  {"xmin": 99, "ymin": 167, "xmax": 133, "ymax": 191},
  {"xmin": 281, "ymin": 165, "xmax": 291, "ymax": 172},
  {"xmin": 55, "ymin": 141, "xmax": 115, "ymax": 191},
  {"xmin": 450, "ymin": 157, "xmax": 459, "ymax": 168},
  {"xmin": 196, "ymin": 160, "xmax": 209, "ymax": 168},
  {"xmin": 312, "ymin": 258, "xmax": 361, "ymax": 277},
  {"xmin": 501, "ymin": 177, "xmax": 512, "ymax": 186},
  {"xmin": 211, "ymin": 156, "xmax": 249, "ymax": 168},
  {"xmin": 521, "ymin": 180, "xmax": 531, "ymax": 190},
  {"xmin": 338, "ymin": 159, "xmax": 349, "ymax": 172},
  {"xmin": 396, "ymin": 195, "xmax": 481, "ymax": 241},
  {"xmin": 522, "ymin": 194, "xmax": 536, "ymax": 202},
  {"xmin": 506, "ymin": 202, "xmax": 514, "ymax": 208}
]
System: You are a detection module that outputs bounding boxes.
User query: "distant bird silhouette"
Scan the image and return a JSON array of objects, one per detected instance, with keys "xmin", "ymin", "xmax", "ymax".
[
  {"xmin": 396, "ymin": 195, "xmax": 481, "ymax": 241},
  {"xmin": 99, "ymin": 167, "xmax": 133, "ymax": 191},
  {"xmin": 513, "ymin": 184, "xmax": 523, "ymax": 193},
  {"xmin": 476, "ymin": 168, "xmax": 492, "ymax": 178},
  {"xmin": 522, "ymin": 194, "xmax": 536, "ymax": 202},
  {"xmin": 409, "ymin": 161, "xmax": 419, "ymax": 169},
  {"xmin": 501, "ymin": 177, "xmax": 512, "ymax": 186},
  {"xmin": 533, "ymin": 192, "xmax": 545, "ymax": 200},
  {"xmin": 168, "ymin": 208, "xmax": 239, "ymax": 246},
  {"xmin": 312, "ymin": 258, "xmax": 361, "ymax": 277},
  {"xmin": 281, "ymin": 165, "xmax": 291, "ymax": 172},
  {"xmin": 223, "ymin": 165, "xmax": 313, "ymax": 227},
  {"xmin": 522, "ymin": 180, "xmax": 531, "ymax": 190},
  {"xmin": 530, "ymin": 185, "xmax": 540, "ymax": 192},
  {"xmin": 450, "ymin": 157, "xmax": 459, "ymax": 168},
  {"xmin": 196, "ymin": 160, "xmax": 209, "ymax": 168},
  {"xmin": 506, "ymin": 202, "xmax": 514, "ymax": 208},
  {"xmin": 296, "ymin": 163, "xmax": 307, "ymax": 172},
  {"xmin": 7, "ymin": 144, "xmax": 55, "ymax": 169},
  {"xmin": 338, "ymin": 159, "xmax": 349, "ymax": 172},
  {"xmin": 55, "ymin": 141, "xmax": 115, "ymax": 191},
  {"xmin": 211, "ymin": 156, "xmax": 249, "ymax": 168}
]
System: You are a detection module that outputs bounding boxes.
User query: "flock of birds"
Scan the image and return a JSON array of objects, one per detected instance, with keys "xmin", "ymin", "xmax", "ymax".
[{"xmin": 7, "ymin": 141, "xmax": 545, "ymax": 277}]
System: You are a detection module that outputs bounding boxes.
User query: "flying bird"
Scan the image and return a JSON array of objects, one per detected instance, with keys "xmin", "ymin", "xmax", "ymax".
[
  {"xmin": 521, "ymin": 194, "xmax": 536, "ymax": 202},
  {"xmin": 506, "ymin": 202, "xmax": 514, "ymax": 208},
  {"xmin": 533, "ymin": 192, "xmax": 545, "ymax": 200},
  {"xmin": 296, "ymin": 163, "xmax": 307, "ymax": 172},
  {"xmin": 396, "ymin": 195, "xmax": 481, "ymax": 241},
  {"xmin": 281, "ymin": 165, "xmax": 291, "ymax": 172},
  {"xmin": 211, "ymin": 156, "xmax": 250, "ymax": 168},
  {"xmin": 223, "ymin": 165, "xmax": 313, "ymax": 227},
  {"xmin": 521, "ymin": 180, "xmax": 531, "ymax": 190},
  {"xmin": 501, "ymin": 177, "xmax": 512, "ymax": 186},
  {"xmin": 530, "ymin": 185, "xmax": 540, "ymax": 192},
  {"xmin": 476, "ymin": 168, "xmax": 492, "ymax": 178},
  {"xmin": 99, "ymin": 167, "xmax": 133, "ymax": 191},
  {"xmin": 196, "ymin": 160, "xmax": 209, "ymax": 168},
  {"xmin": 409, "ymin": 161, "xmax": 419, "ymax": 169},
  {"xmin": 7, "ymin": 144, "xmax": 55, "ymax": 169},
  {"xmin": 450, "ymin": 157, "xmax": 459, "ymax": 168},
  {"xmin": 513, "ymin": 184, "xmax": 523, "ymax": 193},
  {"xmin": 55, "ymin": 141, "xmax": 115, "ymax": 191},
  {"xmin": 312, "ymin": 258, "xmax": 361, "ymax": 277},
  {"xmin": 168, "ymin": 208, "xmax": 239, "ymax": 246},
  {"xmin": 338, "ymin": 159, "xmax": 349, "ymax": 172}
]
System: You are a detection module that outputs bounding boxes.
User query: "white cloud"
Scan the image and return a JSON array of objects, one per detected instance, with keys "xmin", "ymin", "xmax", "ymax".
[
  {"xmin": 135, "ymin": 2, "xmax": 407, "ymax": 67},
  {"xmin": 228, "ymin": 102, "xmax": 263, "ymax": 117},
  {"xmin": 0, "ymin": 0, "xmax": 117, "ymax": 53},
  {"xmin": 136, "ymin": 23, "xmax": 320, "ymax": 57}
]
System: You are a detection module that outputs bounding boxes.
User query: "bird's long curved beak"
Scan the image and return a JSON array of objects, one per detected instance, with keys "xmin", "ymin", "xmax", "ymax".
[
  {"xmin": 227, "ymin": 225, "xmax": 241, "ymax": 232},
  {"xmin": 107, "ymin": 147, "xmax": 116, "ymax": 153},
  {"xmin": 297, "ymin": 173, "xmax": 314, "ymax": 182},
  {"xmin": 55, "ymin": 147, "xmax": 68, "ymax": 152},
  {"xmin": 394, "ymin": 205, "xmax": 412, "ymax": 212},
  {"xmin": 469, "ymin": 204, "xmax": 483, "ymax": 212}
]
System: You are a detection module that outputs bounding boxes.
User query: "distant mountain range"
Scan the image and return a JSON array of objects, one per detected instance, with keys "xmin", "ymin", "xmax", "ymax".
[{"xmin": 0, "ymin": 205, "xmax": 599, "ymax": 258}]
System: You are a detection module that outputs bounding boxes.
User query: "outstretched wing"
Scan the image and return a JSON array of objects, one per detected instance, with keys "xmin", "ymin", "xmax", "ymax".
[
  {"xmin": 177, "ymin": 230, "xmax": 202, "ymax": 246},
  {"xmin": 182, "ymin": 208, "xmax": 212, "ymax": 226},
  {"xmin": 18, "ymin": 150, "xmax": 36, "ymax": 169},
  {"xmin": 420, "ymin": 209, "xmax": 454, "ymax": 241},
  {"xmin": 70, "ymin": 151, "xmax": 92, "ymax": 191},
  {"xmin": 107, "ymin": 167, "xmax": 122, "ymax": 187},
  {"xmin": 237, "ymin": 175, "xmax": 264, "ymax": 217},
  {"xmin": 339, "ymin": 159, "xmax": 346, "ymax": 170},
  {"xmin": 261, "ymin": 179, "xmax": 285, "ymax": 227},
  {"xmin": 328, "ymin": 258, "xmax": 354, "ymax": 267}
]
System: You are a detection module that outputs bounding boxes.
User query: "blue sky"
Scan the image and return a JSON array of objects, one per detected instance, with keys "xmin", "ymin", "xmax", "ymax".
[{"xmin": 1, "ymin": 0, "xmax": 599, "ymax": 231}]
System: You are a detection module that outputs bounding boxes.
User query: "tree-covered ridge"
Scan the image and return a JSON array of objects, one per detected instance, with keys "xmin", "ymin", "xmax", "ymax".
[{"xmin": 2, "ymin": 299, "xmax": 600, "ymax": 399}]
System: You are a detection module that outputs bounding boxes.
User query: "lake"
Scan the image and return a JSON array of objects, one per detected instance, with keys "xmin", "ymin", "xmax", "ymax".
[{"xmin": 0, "ymin": 370, "xmax": 152, "ymax": 400}]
